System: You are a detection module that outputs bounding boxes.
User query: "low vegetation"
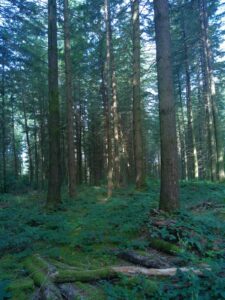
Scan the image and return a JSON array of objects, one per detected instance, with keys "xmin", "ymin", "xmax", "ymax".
[{"xmin": 1, "ymin": 181, "xmax": 225, "ymax": 299}]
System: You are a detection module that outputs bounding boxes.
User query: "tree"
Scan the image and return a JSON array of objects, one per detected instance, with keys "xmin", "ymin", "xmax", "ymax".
[
  {"xmin": 131, "ymin": 0, "xmax": 146, "ymax": 189},
  {"xmin": 153, "ymin": 0, "xmax": 179, "ymax": 211},
  {"xmin": 47, "ymin": 0, "xmax": 61, "ymax": 206},
  {"xmin": 181, "ymin": 7, "xmax": 198, "ymax": 179},
  {"xmin": 0, "ymin": 0, "xmax": 225, "ymax": 196},
  {"xmin": 63, "ymin": 0, "xmax": 76, "ymax": 197},
  {"xmin": 104, "ymin": 0, "xmax": 126, "ymax": 193},
  {"xmin": 1, "ymin": 36, "xmax": 7, "ymax": 192},
  {"xmin": 198, "ymin": 0, "xmax": 224, "ymax": 182}
]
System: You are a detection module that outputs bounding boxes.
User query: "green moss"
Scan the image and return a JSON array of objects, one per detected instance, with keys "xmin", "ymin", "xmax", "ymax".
[
  {"xmin": 30, "ymin": 255, "xmax": 50, "ymax": 270},
  {"xmin": 6, "ymin": 278, "xmax": 34, "ymax": 292},
  {"xmin": 50, "ymin": 246, "xmax": 117, "ymax": 270},
  {"xmin": 0, "ymin": 256, "xmax": 19, "ymax": 280},
  {"xmin": 11, "ymin": 291, "xmax": 28, "ymax": 300},
  {"xmin": 1, "ymin": 182, "xmax": 225, "ymax": 299},
  {"xmin": 149, "ymin": 238, "xmax": 182, "ymax": 255},
  {"xmin": 55, "ymin": 267, "xmax": 117, "ymax": 283},
  {"xmin": 23, "ymin": 257, "xmax": 49, "ymax": 286}
]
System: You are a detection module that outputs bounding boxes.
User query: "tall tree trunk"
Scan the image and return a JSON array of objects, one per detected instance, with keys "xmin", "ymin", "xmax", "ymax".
[
  {"xmin": 196, "ymin": 66, "xmax": 206, "ymax": 179},
  {"xmin": 64, "ymin": 0, "xmax": 76, "ymax": 197},
  {"xmin": 83, "ymin": 126, "xmax": 88, "ymax": 184},
  {"xmin": 39, "ymin": 95, "xmax": 47, "ymax": 188},
  {"xmin": 199, "ymin": 0, "xmax": 217, "ymax": 181},
  {"xmin": 1, "ymin": 46, "xmax": 7, "ymax": 192},
  {"xmin": 177, "ymin": 74, "xmax": 187, "ymax": 180},
  {"xmin": 76, "ymin": 81, "xmax": 82, "ymax": 185},
  {"xmin": 104, "ymin": 0, "xmax": 114, "ymax": 196},
  {"xmin": 131, "ymin": 0, "xmax": 146, "ymax": 189},
  {"xmin": 102, "ymin": 56, "xmax": 113, "ymax": 197},
  {"xmin": 181, "ymin": 14, "xmax": 198, "ymax": 179},
  {"xmin": 47, "ymin": 0, "xmax": 61, "ymax": 206},
  {"xmin": 33, "ymin": 112, "xmax": 39, "ymax": 188},
  {"xmin": 11, "ymin": 96, "xmax": 19, "ymax": 179},
  {"xmin": 153, "ymin": 0, "xmax": 179, "ymax": 212},
  {"xmin": 22, "ymin": 97, "xmax": 33, "ymax": 184},
  {"xmin": 211, "ymin": 85, "xmax": 225, "ymax": 181},
  {"xmin": 104, "ymin": 0, "xmax": 122, "ymax": 190}
]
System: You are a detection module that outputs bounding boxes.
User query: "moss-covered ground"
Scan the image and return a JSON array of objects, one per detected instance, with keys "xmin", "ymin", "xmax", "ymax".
[{"xmin": 0, "ymin": 180, "xmax": 225, "ymax": 299}]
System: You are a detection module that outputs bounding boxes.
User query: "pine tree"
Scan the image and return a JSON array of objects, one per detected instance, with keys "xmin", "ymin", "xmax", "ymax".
[{"xmin": 153, "ymin": 0, "xmax": 179, "ymax": 212}]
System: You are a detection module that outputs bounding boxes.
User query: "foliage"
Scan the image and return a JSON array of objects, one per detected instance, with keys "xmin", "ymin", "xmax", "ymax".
[
  {"xmin": 0, "ymin": 281, "xmax": 11, "ymax": 300},
  {"xmin": 154, "ymin": 264, "xmax": 225, "ymax": 300},
  {"xmin": 0, "ymin": 181, "xmax": 225, "ymax": 298},
  {"xmin": 148, "ymin": 210, "xmax": 225, "ymax": 255},
  {"xmin": 102, "ymin": 276, "xmax": 157, "ymax": 300}
]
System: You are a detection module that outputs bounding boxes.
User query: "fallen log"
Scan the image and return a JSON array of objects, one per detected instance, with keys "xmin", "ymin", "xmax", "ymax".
[
  {"xmin": 24, "ymin": 256, "xmax": 63, "ymax": 300},
  {"xmin": 53, "ymin": 266, "xmax": 209, "ymax": 283},
  {"xmin": 54, "ymin": 267, "xmax": 117, "ymax": 283},
  {"xmin": 116, "ymin": 250, "xmax": 171, "ymax": 268},
  {"xmin": 113, "ymin": 266, "xmax": 208, "ymax": 277},
  {"xmin": 24, "ymin": 255, "xmax": 209, "ymax": 288}
]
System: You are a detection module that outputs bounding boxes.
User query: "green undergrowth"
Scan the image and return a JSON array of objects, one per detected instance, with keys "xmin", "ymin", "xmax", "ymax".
[{"xmin": 0, "ymin": 181, "xmax": 225, "ymax": 299}]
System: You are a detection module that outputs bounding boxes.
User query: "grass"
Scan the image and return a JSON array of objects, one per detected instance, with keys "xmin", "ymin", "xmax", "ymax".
[{"xmin": 0, "ymin": 180, "xmax": 225, "ymax": 299}]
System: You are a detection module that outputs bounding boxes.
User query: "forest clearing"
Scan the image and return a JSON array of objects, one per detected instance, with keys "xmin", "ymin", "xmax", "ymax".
[{"xmin": 1, "ymin": 0, "xmax": 225, "ymax": 299}]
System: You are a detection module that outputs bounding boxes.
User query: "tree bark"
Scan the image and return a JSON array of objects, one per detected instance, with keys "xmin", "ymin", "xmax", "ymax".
[
  {"xmin": 177, "ymin": 74, "xmax": 188, "ymax": 180},
  {"xmin": 153, "ymin": 0, "xmax": 179, "ymax": 212},
  {"xmin": 104, "ymin": 0, "xmax": 122, "ymax": 190},
  {"xmin": 199, "ymin": 0, "xmax": 217, "ymax": 181},
  {"xmin": 212, "ymin": 95, "xmax": 225, "ymax": 181},
  {"xmin": 104, "ymin": 0, "xmax": 114, "ymax": 196},
  {"xmin": 196, "ymin": 64, "xmax": 207, "ymax": 179},
  {"xmin": 38, "ymin": 95, "xmax": 47, "ymax": 188},
  {"xmin": 63, "ymin": 0, "xmax": 76, "ymax": 197},
  {"xmin": 181, "ymin": 12, "xmax": 198, "ymax": 179},
  {"xmin": 47, "ymin": 0, "xmax": 61, "ymax": 207},
  {"xmin": 131, "ymin": 0, "xmax": 146, "ymax": 189},
  {"xmin": 11, "ymin": 96, "xmax": 19, "ymax": 179},
  {"xmin": 1, "ymin": 45, "xmax": 7, "ymax": 192},
  {"xmin": 75, "ymin": 82, "xmax": 83, "ymax": 185},
  {"xmin": 117, "ymin": 250, "xmax": 171, "ymax": 268},
  {"xmin": 22, "ymin": 97, "xmax": 34, "ymax": 185}
]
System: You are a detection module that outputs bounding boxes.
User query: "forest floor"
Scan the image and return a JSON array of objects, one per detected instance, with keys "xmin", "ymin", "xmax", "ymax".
[{"xmin": 0, "ymin": 181, "xmax": 225, "ymax": 299}]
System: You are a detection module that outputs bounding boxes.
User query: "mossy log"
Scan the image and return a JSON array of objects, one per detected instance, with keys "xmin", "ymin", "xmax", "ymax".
[
  {"xmin": 117, "ymin": 250, "xmax": 171, "ymax": 268},
  {"xmin": 53, "ymin": 266, "xmax": 208, "ymax": 283},
  {"xmin": 24, "ymin": 257, "xmax": 49, "ymax": 287},
  {"xmin": 24, "ymin": 256, "xmax": 63, "ymax": 300},
  {"xmin": 24, "ymin": 255, "xmax": 209, "ymax": 290},
  {"xmin": 54, "ymin": 267, "xmax": 117, "ymax": 283},
  {"xmin": 112, "ymin": 266, "xmax": 207, "ymax": 277},
  {"xmin": 6, "ymin": 278, "xmax": 34, "ymax": 292},
  {"xmin": 149, "ymin": 238, "xmax": 182, "ymax": 255}
]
